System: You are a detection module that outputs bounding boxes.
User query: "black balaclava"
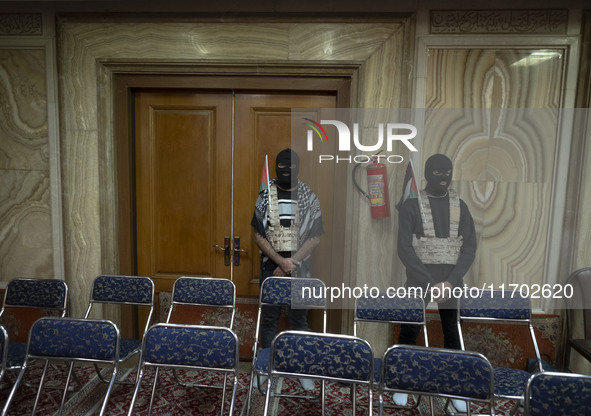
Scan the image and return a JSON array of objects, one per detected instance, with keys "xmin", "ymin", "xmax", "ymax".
[
  {"xmin": 424, "ymin": 154, "xmax": 453, "ymax": 196},
  {"xmin": 275, "ymin": 148, "xmax": 300, "ymax": 189}
]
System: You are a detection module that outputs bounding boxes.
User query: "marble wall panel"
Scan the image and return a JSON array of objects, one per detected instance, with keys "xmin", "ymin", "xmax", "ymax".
[
  {"xmin": 0, "ymin": 49, "xmax": 48, "ymax": 170},
  {"xmin": 424, "ymin": 47, "xmax": 564, "ymax": 304},
  {"xmin": 0, "ymin": 48, "xmax": 53, "ymax": 283},
  {"xmin": 0, "ymin": 171, "xmax": 53, "ymax": 280}
]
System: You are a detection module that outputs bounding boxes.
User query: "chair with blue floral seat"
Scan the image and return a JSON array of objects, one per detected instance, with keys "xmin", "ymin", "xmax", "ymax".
[
  {"xmin": 524, "ymin": 371, "xmax": 591, "ymax": 416},
  {"xmin": 457, "ymin": 289, "xmax": 542, "ymax": 415},
  {"xmin": 354, "ymin": 292, "xmax": 428, "ymax": 409},
  {"xmin": 127, "ymin": 323, "xmax": 240, "ymax": 416},
  {"xmin": 379, "ymin": 344, "xmax": 495, "ymax": 416},
  {"xmin": 165, "ymin": 276, "xmax": 236, "ymax": 387},
  {"xmin": 1, "ymin": 317, "xmax": 121, "ymax": 416},
  {"xmin": 83, "ymin": 274, "xmax": 154, "ymax": 384},
  {"xmin": 245, "ymin": 276, "xmax": 327, "ymax": 415},
  {"xmin": 166, "ymin": 276, "xmax": 236, "ymax": 327},
  {"xmin": 0, "ymin": 278, "xmax": 68, "ymax": 378},
  {"xmin": 264, "ymin": 330, "xmax": 374, "ymax": 416}
]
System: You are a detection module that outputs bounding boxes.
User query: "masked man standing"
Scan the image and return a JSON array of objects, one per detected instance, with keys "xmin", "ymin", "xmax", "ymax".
[
  {"xmin": 396, "ymin": 154, "xmax": 477, "ymax": 411},
  {"xmin": 251, "ymin": 148, "xmax": 324, "ymax": 391}
]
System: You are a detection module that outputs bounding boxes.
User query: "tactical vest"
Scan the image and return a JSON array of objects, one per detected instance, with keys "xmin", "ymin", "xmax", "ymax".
[
  {"xmin": 267, "ymin": 183, "xmax": 300, "ymax": 252},
  {"xmin": 412, "ymin": 189, "xmax": 463, "ymax": 264}
]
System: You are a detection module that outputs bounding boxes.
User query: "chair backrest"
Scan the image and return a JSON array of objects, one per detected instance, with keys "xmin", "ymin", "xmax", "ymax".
[
  {"xmin": 382, "ymin": 345, "xmax": 494, "ymax": 406},
  {"xmin": 27, "ymin": 317, "xmax": 120, "ymax": 362},
  {"xmin": 524, "ymin": 371, "xmax": 591, "ymax": 416},
  {"xmin": 260, "ymin": 276, "xmax": 326, "ymax": 309},
  {"xmin": 142, "ymin": 323, "xmax": 239, "ymax": 371},
  {"xmin": 457, "ymin": 289, "xmax": 542, "ymax": 372},
  {"xmin": 85, "ymin": 275, "xmax": 154, "ymax": 335},
  {"xmin": 254, "ymin": 277, "xmax": 327, "ymax": 351},
  {"xmin": 270, "ymin": 330, "xmax": 373, "ymax": 384},
  {"xmin": 354, "ymin": 293, "xmax": 428, "ymax": 345},
  {"xmin": 167, "ymin": 276, "xmax": 236, "ymax": 327},
  {"xmin": 0, "ymin": 278, "xmax": 68, "ymax": 317},
  {"xmin": 565, "ymin": 268, "xmax": 591, "ymax": 340}
]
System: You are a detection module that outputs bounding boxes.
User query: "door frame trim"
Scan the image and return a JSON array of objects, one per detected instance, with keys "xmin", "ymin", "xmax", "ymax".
[{"xmin": 112, "ymin": 65, "xmax": 358, "ymax": 333}]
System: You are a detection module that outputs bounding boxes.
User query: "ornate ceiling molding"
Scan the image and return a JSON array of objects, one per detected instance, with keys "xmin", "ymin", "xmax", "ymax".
[
  {"xmin": 0, "ymin": 13, "xmax": 43, "ymax": 36},
  {"xmin": 431, "ymin": 10, "xmax": 568, "ymax": 34}
]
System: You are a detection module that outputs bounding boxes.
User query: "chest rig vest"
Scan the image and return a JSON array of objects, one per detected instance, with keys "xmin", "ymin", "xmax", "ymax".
[
  {"xmin": 267, "ymin": 183, "xmax": 300, "ymax": 252},
  {"xmin": 412, "ymin": 189, "xmax": 463, "ymax": 264}
]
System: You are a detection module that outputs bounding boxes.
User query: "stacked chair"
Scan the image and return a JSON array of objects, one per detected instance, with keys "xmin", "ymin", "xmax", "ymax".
[
  {"xmin": 128, "ymin": 276, "xmax": 239, "ymax": 416},
  {"xmin": 246, "ymin": 276, "xmax": 327, "ymax": 415},
  {"xmin": 457, "ymin": 289, "xmax": 543, "ymax": 415},
  {"xmin": 353, "ymin": 292, "xmax": 428, "ymax": 410},
  {"xmin": 379, "ymin": 345, "xmax": 495, "ymax": 416}
]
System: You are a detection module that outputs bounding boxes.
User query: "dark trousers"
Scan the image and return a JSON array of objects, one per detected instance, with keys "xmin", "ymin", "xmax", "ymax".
[
  {"xmin": 259, "ymin": 261, "xmax": 309, "ymax": 349},
  {"xmin": 398, "ymin": 297, "xmax": 461, "ymax": 350}
]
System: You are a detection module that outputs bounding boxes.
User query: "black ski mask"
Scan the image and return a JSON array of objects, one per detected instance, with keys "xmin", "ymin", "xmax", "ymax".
[
  {"xmin": 275, "ymin": 148, "xmax": 300, "ymax": 189},
  {"xmin": 424, "ymin": 154, "xmax": 453, "ymax": 196}
]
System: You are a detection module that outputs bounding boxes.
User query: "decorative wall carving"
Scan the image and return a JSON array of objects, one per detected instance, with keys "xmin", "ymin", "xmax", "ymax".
[
  {"xmin": 0, "ymin": 14, "xmax": 42, "ymax": 36},
  {"xmin": 431, "ymin": 10, "xmax": 567, "ymax": 34}
]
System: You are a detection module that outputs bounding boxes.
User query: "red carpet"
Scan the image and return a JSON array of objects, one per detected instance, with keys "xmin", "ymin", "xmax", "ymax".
[{"xmin": 1, "ymin": 363, "xmax": 521, "ymax": 415}]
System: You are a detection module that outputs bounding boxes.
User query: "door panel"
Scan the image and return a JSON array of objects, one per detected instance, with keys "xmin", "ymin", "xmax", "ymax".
[
  {"xmin": 135, "ymin": 90, "xmax": 337, "ymax": 333},
  {"xmin": 135, "ymin": 91, "xmax": 233, "ymax": 293}
]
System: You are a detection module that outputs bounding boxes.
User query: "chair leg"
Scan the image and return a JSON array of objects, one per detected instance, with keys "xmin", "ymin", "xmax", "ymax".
[
  {"xmin": 148, "ymin": 367, "xmax": 161, "ymax": 416},
  {"xmin": 127, "ymin": 368, "xmax": 145, "ymax": 416},
  {"xmin": 228, "ymin": 374, "xmax": 238, "ymax": 416},
  {"xmin": 31, "ymin": 360, "xmax": 51, "ymax": 415},
  {"xmin": 321, "ymin": 380, "xmax": 326, "ymax": 416},
  {"xmin": 1, "ymin": 363, "xmax": 28, "ymax": 416},
  {"xmin": 351, "ymin": 382, "xmax": 356, "ymax": 416},
  {"xmin": 58, "ymin": 362, "xmax": 76, "ymax": 415},
  {"xmin": 262, "ymin": 375, "xmax": 274, "ymax": 416},
  {"xmin": 219, "ymin": 373, "xmax": 227, "ymax": 416},
  {"xmin": 99, "ymin": 367, "xmax": 118, "ymax": 416}
]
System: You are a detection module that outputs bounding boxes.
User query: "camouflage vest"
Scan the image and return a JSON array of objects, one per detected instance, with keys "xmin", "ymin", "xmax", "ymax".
[
  {"xmin": 412, "ymin": 189, "xmax": 463, "ymax": 265},
  {"xmin": 267, "ymin": 183, "xmax": 300, "ymax": 252}
]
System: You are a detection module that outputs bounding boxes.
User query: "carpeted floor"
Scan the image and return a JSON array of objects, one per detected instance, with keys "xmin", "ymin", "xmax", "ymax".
[{"xmin": 0, "ymin": 362, "xmax": 521, "ymax": 415}]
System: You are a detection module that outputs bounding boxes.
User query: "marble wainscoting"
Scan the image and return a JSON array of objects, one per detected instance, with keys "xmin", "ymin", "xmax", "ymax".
[{"xmin": 0, "ymin": 48, "xmax": 53, "ymax": 283}]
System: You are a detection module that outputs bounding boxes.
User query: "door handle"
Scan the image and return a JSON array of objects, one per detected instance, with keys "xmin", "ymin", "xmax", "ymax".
[
  {"xmin": 234, "ymin": 236, "xmax": 248, "ymax": 266},
  {"xmin": 212, "ymin": 236, "xmax": 231, "ymax": 266}
]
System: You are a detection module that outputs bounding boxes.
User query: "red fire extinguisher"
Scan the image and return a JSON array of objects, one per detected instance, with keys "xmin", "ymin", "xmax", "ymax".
[{"xmin": 353, "ymin": 157, "xmax": 391, "ymax": 218}]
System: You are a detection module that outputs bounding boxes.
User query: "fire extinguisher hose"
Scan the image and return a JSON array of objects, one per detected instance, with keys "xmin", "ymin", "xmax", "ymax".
[{"xmin": 352, "ymin": 162, "xmax": 370, "ymax": 200}]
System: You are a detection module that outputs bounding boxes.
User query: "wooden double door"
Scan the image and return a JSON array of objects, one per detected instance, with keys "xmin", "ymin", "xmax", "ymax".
[{"xmin": 133, "ymin": 90, "xmax": 338, "ymax": 303}]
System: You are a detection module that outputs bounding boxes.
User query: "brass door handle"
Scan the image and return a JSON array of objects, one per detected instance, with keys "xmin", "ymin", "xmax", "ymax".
[
  {"xmin": 212, "ymin": 236, "xmax": 231, "ymax": 266},
  {"xmin": 234, "ymin": 236, "xmax": 248, "ymax": 266}
]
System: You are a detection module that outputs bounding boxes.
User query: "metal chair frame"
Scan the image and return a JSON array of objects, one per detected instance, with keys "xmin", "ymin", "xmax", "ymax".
[
  {"xmin": 0, "ymin": 325, "xmax": 8, "ymax": 386},
  {"xmin": 83, "ymin": 274, "xmax": 154, "ymax": 384},
  {"xmin": 0, "ymin": 278, "xmax": 70, "ymax": 388},
  {"xmin": 0, "ymin": 277, "xmax": 69, "ymax": 368},
  {"xmin": 246, "ymin": 276, "xmax": 327, "ymax": 415},
  {"xmin": 353, "ymin": 292, "xmax": 429, "ymax": 409},
  {"xmin": 165, "ymin": 276, "xmax": 236, "ymax": 387},
  {"xmin": 165, "ymin": 276, "xmax": 236, "ymax": 327},
  {"xmin": 379, "ymin": 344, "xmax": 495, "ymax": 416},
  {"xmin": 524, "ymin": 371, "xmax": 591, "ymax": 416},
  {"xmin": 128, "ymin": 323, "xmax": 240, "ymax": 416},
  {"xmin": 564, "ymin": 267, "xmax": 591, "ymax": 371},
  {"xmin": 457, "ymin": 289, "xmax": 542, "ymax": 415},
  {"xmin": 264, "ymin": 330, "xmax": 374, "ymax": 416},
  {"xmin": 1, "ymin": 317, "xmax": 121, "ymax": 416}
]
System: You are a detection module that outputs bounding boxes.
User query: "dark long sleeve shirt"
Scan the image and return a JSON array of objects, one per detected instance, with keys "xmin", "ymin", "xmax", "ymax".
[{"xmin": 397, "ymin": 193, "xmax": 476, "ymax": 288}]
